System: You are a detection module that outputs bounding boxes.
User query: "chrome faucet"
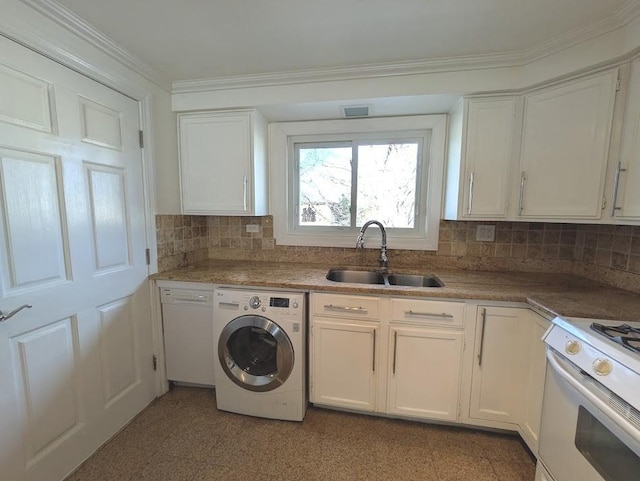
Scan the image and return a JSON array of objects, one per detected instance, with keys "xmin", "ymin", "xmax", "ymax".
[{"xmin": 356, "ymin": 220, "xmax": 388, "ymax": 269}]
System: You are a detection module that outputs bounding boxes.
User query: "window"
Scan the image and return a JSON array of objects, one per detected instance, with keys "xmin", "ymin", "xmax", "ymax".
[
  {"xmin": 270, "ymin": 115, "xmax": 447, "ymax": 250},
  {"xmin": 295, "ymin": 137, "xmax": 422, "ymax": 229}
]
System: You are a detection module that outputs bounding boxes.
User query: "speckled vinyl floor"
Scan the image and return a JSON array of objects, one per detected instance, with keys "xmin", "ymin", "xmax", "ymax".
[{"xmin": 65, "ymin": 386, "xmax": 535, "ymax": 481}]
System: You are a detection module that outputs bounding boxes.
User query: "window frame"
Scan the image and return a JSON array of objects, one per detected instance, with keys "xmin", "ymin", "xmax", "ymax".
[{"xmin": 269, "ymin": 115, "xmax": 447, "ymax": 250}]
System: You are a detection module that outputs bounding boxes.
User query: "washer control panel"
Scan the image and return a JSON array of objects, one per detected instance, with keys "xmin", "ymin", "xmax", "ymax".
[{"xmin": 217, "ymin": 290, "xmax": 305, "ymax": 320}]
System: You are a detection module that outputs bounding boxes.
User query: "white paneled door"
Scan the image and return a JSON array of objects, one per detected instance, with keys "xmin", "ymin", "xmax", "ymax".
[{"xmin": 0, "ymin": 36, "xmax": 154, "ymax": 481}]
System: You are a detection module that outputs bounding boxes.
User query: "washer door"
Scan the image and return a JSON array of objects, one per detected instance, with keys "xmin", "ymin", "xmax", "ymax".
[{"xmin": 218, "ymin": 315, "xmax": 294, "ymax": 392}]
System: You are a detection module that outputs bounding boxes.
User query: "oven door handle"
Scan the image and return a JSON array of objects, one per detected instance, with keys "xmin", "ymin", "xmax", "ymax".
[{"xmin": 546, "ymin": 349, "xmax": 640, "ymax": 445}]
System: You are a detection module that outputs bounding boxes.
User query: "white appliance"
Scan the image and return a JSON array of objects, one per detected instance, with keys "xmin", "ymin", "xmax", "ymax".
[
  {"xmin": 213, "ymin": 289, "xmax": 307, "ymax": 421},
  {"xmin": 160, "ymin": 287, "xmax": 215, "ymax": 386},
  {"xmin": 537, "ymin": 316, "xmax": 640, "ymax": 481}
]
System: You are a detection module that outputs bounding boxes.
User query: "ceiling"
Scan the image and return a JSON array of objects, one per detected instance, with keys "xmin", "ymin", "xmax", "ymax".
[{"xmin": 54, "ymin": 0, "xmax": 629, "ymax": 83}]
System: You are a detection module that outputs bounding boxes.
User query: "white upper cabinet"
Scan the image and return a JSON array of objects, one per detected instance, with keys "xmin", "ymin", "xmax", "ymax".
[
  {"xmin": 178, "ymin": 110, "xmax": 268, "ymax": 215},
  {"xmin": 445, "ymin": 68, "xmax": 619, "ymax": 222},
  {"xmin": 518, "ymin": 69, "xmax": 618, "ymax": 219},
  {"xmin": 611, "ymin": 58, "xmax": 640, "ymax": 220},
  {"xmin": 445, "ymin": 97, "xmax": 518, "ymax": 220}
]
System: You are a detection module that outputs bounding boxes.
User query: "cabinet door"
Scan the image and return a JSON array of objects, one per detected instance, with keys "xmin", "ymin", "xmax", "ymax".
[
  {"xmin": 520, "ymin": 312, "xmax": 550, "ymax": 454},
  {"xmin": 178, "ymin": 111, "xmax": 252, "ymax": 215},
  {"xmin": 519, "ymin": 70, "xmax": 617, "ymax": 218},
  {"xmin": 469, "ymin": 306, "xmax": 528, "ymax": 424},
  {"xmin": 310, "ymin": 318, "xmax": 378, "ymax": 411},
  {"xmin": 462, "ymin": 97, "xmax": 516, "ymax": 218},
  {"xmin": 387, "ymin": 326, "xmax": 463, "ymax": 421},
  {"xmin": 613, "ymin": 59, "xmax": 640, "ymax": 219}
]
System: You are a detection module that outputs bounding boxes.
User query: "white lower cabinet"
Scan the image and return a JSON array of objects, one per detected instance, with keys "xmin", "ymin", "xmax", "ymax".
[
  {"xmin": 469, "ymin": 306, "xmax": 529, "ymax": 424},
  {"xmin": 310, "ymin": 293, "xmax": 465, "ymax": 422},
  {"xmin": 310, "ymin": 293, "xmax": 550, "ymax": 453},
  {"xmin": 310, "ymin": 293, "xmax": 381, "ymax": 411},
  {"xmin": 311, "ymin": 318, "xmax": 379, "ymax": 411},
  {"xmin": 387, "ymin": 325, "xmax": 463, "ymax": 421},
  {"xmin": 465, "ymin": 304, "xmax": 550, "ymax": 456},
  {"xmin": 520, "ymin": 311, "xmax": 551, "ymax": 453}
]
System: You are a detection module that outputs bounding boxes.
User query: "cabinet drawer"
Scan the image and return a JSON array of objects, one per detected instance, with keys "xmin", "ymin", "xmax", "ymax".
[
  {"xmin": 390, "ymin": 298, "xmax": 464, "ymax": 327},
  {"xmin": 312, "ymin": 293, "xmax": 380, "ymax": 320}
]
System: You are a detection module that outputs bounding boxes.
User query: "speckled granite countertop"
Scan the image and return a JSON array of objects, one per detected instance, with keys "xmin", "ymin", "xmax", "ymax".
[{"xmin": 152, "ymin": 260, "xmax": 640, "ymax": 322}]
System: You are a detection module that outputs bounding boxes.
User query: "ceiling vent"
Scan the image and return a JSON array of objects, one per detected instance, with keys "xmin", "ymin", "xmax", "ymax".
[{"xmin": 341, "ymin": 105, "xmax": 371, "ymax": 118}]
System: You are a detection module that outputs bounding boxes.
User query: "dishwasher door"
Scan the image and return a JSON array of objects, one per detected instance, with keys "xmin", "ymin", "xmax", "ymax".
[{"xmin": 161, "ymin": 288, "xmax": 215, "ymax": 386}]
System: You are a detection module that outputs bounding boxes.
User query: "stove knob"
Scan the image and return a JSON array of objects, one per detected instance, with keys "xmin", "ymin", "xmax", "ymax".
[
  {"xmin": 249, "ymin": 296, "xmax": 261, "ymax": 309},
  {"xmin": 592, "ymin": 358, "xmax": 613, "ymax": 376},
  {"xmin": 565, "ymin": 339, "xmax": 581, "ymax": 355}
]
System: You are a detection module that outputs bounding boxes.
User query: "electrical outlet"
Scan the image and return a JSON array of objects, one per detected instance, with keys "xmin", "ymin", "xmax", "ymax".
[
  {"xmin": 246, "ymin": 224, "xmax": 259, "ymax": 233},
  {"xmin": 476, "ymin": 225, "xmax": 496, "ymax": 242}
]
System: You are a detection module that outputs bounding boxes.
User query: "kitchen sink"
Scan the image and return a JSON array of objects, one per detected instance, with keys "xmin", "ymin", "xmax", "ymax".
[
  {"xmin": 326, "ymin": 269, "xmax": 386, "ymax": 284},
  {"xmin": 326, "ymin": 269, "xmax": 444, "ymax": 287},
  {"xmin": 387, "ymin": 274, "xmax": 444, "ymax": 287}
]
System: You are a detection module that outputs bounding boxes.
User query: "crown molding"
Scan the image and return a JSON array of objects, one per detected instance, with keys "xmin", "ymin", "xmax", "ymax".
[
  {"xmin": 20, "ymin": 0, "xmax": 171, "ymax": 91},
  {"xmin": 171, "ymin": 52, "xmax": 525, "ymax": 94},
  {"xmin": 173, "ymin": 0, "xmax": 640, "ymax": 95}
]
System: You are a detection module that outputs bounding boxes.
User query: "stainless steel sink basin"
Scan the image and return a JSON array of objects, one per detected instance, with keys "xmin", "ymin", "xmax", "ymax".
[
  {"xmin": 326, "ymin": 269, "xmax": 385, "ymax": 285},
  {"xmin": 326, "ymin": 269, "xmax": 444, "ymax": 287},
  {"xmin": 387, "ymin": 274, "xmax": 444, "ymax": 287}
]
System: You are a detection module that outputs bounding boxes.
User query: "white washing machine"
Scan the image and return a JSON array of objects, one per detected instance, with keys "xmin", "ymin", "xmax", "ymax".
[{"xmin": 213, "ymin": 289, "xmax": 307, "ymax": 421}]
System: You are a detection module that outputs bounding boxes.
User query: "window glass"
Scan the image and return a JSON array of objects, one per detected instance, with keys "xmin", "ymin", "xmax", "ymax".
[
  {"xmin": 356, "ymin": 142, "xmax": 418, "ymax": 228},
  {"xmin": 297, "ymin": 144, "xmax": 352, "ymax": 227},
  {"xmin": 295, "ymin": 139, "xmax": 421, "ymax": 231}
]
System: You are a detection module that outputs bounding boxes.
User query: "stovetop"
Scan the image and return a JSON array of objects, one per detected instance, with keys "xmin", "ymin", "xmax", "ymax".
[
  {"xmin": 547, "ymin": 316, "xmax": 640, "ymax": 375},
  {"xmin": 545, "ymin": 316, "xmax": 640, "ymax": 412},
  {"xmin": 591, "ymin": 322, "xmax": 640, "ymax": 354}
]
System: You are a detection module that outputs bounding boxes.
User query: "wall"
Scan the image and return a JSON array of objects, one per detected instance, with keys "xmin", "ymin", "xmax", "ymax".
[{"xmin": 155, "ymin": 215, "xmax": 640, "ymax": 293}]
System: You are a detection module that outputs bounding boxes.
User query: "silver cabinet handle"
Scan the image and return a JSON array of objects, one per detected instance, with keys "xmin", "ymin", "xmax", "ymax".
[
  {"xmin": 0, "ymin": 304, "xmax": 32, "ymax": 322},
  {"xmin": 610, "ymin": 161, "xmax": 626, "ymax": 217},
  {"xmin": 404, "ymin": 310, "xmax": 453, "ymax": 319},
  {"xmin": 242, "ymin": 175, "xmax": 247, "ymax": 212},
  {"xmin": 392, "ymin": 330, "xmax": 398, "ymax": 375},
  {"xmin": 467, "ymin": 172, "xmax": 475, "ymax": 215},
  {"xmin": 518, "ymin": 171, "xmax": 526, "ymax": 215},
  {"xmin": 323, "ymin": 304, "xmax": 368, "ymax": 314},
  {"xmin": 477, "ymin": 307, "xmax": 487, "ymax": 366},
  {"xmin": 372, "ymin": 329, "xmax": 376, "ymax": 372}
]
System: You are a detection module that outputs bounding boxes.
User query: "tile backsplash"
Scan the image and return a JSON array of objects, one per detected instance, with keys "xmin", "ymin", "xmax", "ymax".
[{"xmin": 155, "ymin": 215, "xmax": 640, "ymax": 292}]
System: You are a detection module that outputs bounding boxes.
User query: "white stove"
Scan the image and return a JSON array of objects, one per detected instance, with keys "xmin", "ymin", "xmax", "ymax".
[
  {"xmin": 544, "ymin": 316, "xmax": 640, "ymax": 411},
  {"xmin": 537, "ymin": 316, "xmax": 640, "ymax": 481}
]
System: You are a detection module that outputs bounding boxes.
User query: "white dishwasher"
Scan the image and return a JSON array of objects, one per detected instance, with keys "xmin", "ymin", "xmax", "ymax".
[{"xmin": 160, "ymin": 287, "xmax": 215, "ymax": 387}]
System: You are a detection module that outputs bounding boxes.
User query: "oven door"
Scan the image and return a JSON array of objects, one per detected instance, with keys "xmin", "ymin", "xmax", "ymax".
[{"xmin": 539, "ymin": 348, "xmax": 640, "ymax": 481}]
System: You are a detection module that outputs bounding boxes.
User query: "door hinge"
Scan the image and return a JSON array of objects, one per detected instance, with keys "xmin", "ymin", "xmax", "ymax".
[
  {"xmin": 616, "ymin": 77, "xmax": 621, "ymax": 91},
  {"xmin": 463, "ymin": 340, "xmax": 466, "ymax": 352},
  {"xmin": 145, "ymin": 248, "xmax": 151, "ymax": 265},
  {"xmin": 602, "ymin": 196, "xmax": 607, "ymax": 210},
  {"xmin": 152, "ymin": 355, "xmax": 157, "ymax": 371},
  {"xmin": 139, "ymin": 130, "xmax": 144, "ymax": 148}
]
